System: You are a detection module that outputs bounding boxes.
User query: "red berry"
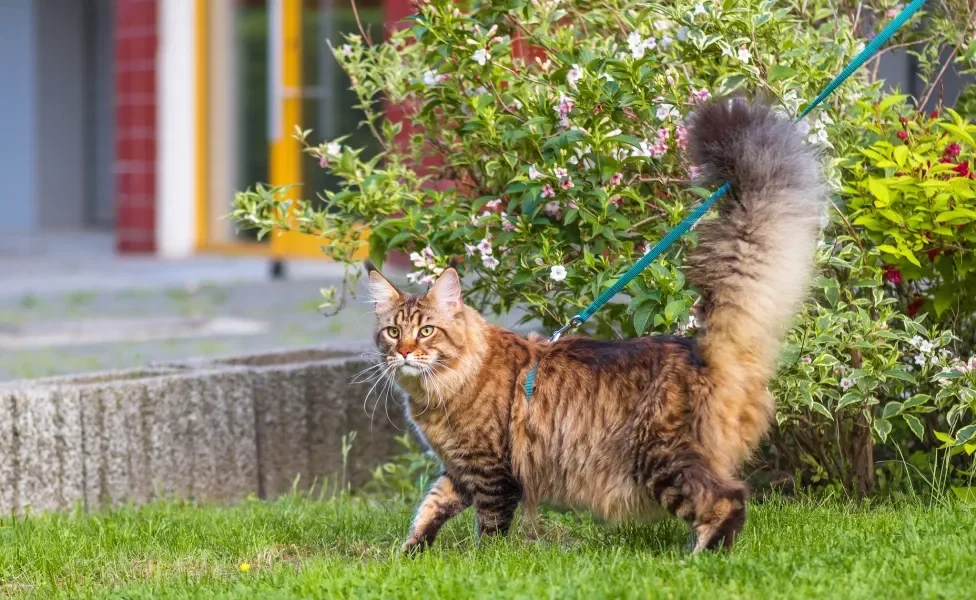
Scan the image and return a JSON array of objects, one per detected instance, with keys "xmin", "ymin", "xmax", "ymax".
[
  {"xmin": 939, "ymin": 157, "xmax": 953, "ymax": 164},
  {"xmin": 899, "ymin": 116, "xmax": 908, "ymax": 124},
  {"xmin": 897, "ymin": 131, "xmax": 908, "ymax": 140},
  {"xmin": 883, "ymin": 265, "xmax": 903, "ymax": 284},
  {"xmin": 945, "ymin": 142, "xmax": 961, "ymax": 158},
  {"xmin": 926, "ymin": 248, "xmax": 940, "ymax": 261},
  {"xmin": 906, "ymin": 296, "xmax": 926, "ymax": 317},
  {"xmin": 954, "ymin": 162, "xmax": 972, "ymax": 178},
  {"xmin": 930, "ymin": 110, "xmax": 939, "ymax": 119}
]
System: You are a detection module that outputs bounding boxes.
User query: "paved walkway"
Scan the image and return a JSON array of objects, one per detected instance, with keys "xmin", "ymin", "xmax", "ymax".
[{"xmin": 0, "ymin": 232, "xmax": 526, "ymax": 381}]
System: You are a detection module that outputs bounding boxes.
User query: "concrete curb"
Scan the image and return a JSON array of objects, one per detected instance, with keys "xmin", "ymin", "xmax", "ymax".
[{"xmin": 0, "ymin": 346, "xmax": 405, "ymax": 514}]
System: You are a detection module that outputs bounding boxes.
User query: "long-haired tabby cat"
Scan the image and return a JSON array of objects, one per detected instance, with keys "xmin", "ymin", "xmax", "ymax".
[{"xmin": 365, "ymin": 98, "xmax": 824, "ymax": 553}]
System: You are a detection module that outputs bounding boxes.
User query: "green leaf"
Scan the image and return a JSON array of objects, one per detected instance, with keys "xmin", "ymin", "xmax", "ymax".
[
  {"xmin": 902, "ymin": 414, "xmax": 924, "ymax": 441},
  {"xmin": 634, "ymin": 303, "xmax": 654, "ymax": 335},
  {"xmin": 874, "ymin": 419, "xmax": 892, "ymax": 442},
  {"xmin": 868, "ymin": 178, "xmax": 891, "ymax": 206},
  {"xmin": 368, "ymin": 235, "xmax": 388, "ymax": 270},
  {"xmin": 951, "ymin": 487, "xmax": 976, "ymax": 504},
  {"xmin": 837, "ymin": 392, "xmax": 863, "ymax": 410},
  {"xmin": 879, "ymin": 94, "xmax": 908, "ymax": 112},
  {"xmin": 882, "ymin": 401, "xmax": 903, "ymax": 420},
  {"xmin": 811, "ymin": 402, "xmax": 833, "ymax": 420},
  {"xmin": 955, "ymin": 425, "xmax": 976, "ymax": 445},
  {"xmin": 885, "ymin": 368, "xmax": 915, "ymax": 383},
  {"xmin": 892, "ymin": 144, "xmax": 909, "ymax": 167},
  {"xmin": 664, "ymin": 300, "xmax": 685, "ymax": 323},
  {"xmin": 768, "ymin": 65, "xmax": 797, "ymax": 82}
]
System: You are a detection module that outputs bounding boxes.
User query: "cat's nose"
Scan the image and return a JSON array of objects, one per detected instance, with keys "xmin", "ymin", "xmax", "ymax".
[{"xmin": 398, "ymin": 350, "xmax": 410, "ymax": 358}]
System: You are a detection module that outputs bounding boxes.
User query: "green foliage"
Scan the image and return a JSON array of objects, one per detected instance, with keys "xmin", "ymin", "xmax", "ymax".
[
  {"xmin": 232, "ymin": 0, "xmax": 976, "ymax": 495},
  {"xmin": 842, "ymin": 105, "xmax": 976, "ymax": 321}
]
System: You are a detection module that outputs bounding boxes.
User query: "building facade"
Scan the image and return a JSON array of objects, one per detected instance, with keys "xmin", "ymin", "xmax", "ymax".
[{"xmin": 0, "ymin": 1, "xmax": 969, "ymax": 258}]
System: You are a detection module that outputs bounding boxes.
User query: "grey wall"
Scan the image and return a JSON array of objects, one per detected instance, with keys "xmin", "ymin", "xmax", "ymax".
[
  {"xmin": 35, "ymin": 0, "xmax": 88, "ymax": 230},
  {"xmin": 0, "ymin": 0, "xmax": 38, "ymax": 233},
  {"xmin": 90, "ymin": 0, "xmax": 116, "ymax": 228}
]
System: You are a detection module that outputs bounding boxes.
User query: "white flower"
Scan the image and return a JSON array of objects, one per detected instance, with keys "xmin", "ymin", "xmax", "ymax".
[
  {"xmin": 482, "ymin": 255, "xmax": 500, "ymax": 270},
  {"xmin": 477, "ymin": 238, "xmax": 493, "ymax": 256},
  {"xmin": 693, "ymin": 3, "xmax": 707, "ymax": 16},
  {"xmin": 528, "ymin": 165, "xmax": 543, "ymax": 180},
  {"xmin": 550, "ymin": 265, "xmax": 568, "ymax": 282},
  {"xmin": 341, "ymin": 44, "xmax": 353, "ymax": 56},
  {"xmin": 422, "ymin": 70, "xmax": 445, "ymax": 87},
  {"xmin": 919, "ymin": 340, "xmax": 934, "ymax": 353},
  {"xmin": 432, "ymin": 267, "xmax": 444, "ymax": 276},
  {"xmin": 409, "ymin": 252, "xmax": 427, "ymax": 268},
  {"xmin": 472, "ymin": 48, "xmax": 491, "ymax": 66},
  {"xmin": 655, "ymin": 104, "xmax": 679, "ymax": 120},
  {"xmin": 486, "ymin": 198, "xmax": 502, "ymax": 210},
  {"xmin": 326, "ymin": 142, "xmax": 342, "ymax": 156},
  {"xmin": 567, "ymin": 64, "xmax": 584, "ymax": 89},
  {"xmin": 543, "ymin": 200, "xmax": 562, "ymax": 218},
  {"xmin": 840, "ymin": 377, "xmax": 855, "ymax": 391},
  {"xmin": 914, "ymin": 354, "xmax": 927, "ymax": 366},
  {"xmin": 465, "ymin": 244, "xmax": 477, "ymax": 257},
  {"xmin": 910, "ymin": 335, "xmax": 924, "ymax": 347},
  {"xmin": 676, "ymin": 27, "xmax": 690, "ymax": 42},
  {"xmin": 736, "ymin": 46, "xmax": 751, "ymax": 63},
  {"xmin": 555, "ymin": 167, "xmax": 568, "ymax": 178},
  {"xmin": 660, "ymin": 35, "xmax": 673, "ymax": 49},
  {"xmin": 627, "ymin": 31, "xmax": 645, "ymax": 59}
]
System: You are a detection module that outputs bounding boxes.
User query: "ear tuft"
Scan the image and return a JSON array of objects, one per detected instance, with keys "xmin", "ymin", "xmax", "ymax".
[
  {"xmin": 365, "ymin": 263, "xmax": 402, "ymax": 307},
  {"xmin": 428, "ymin": 268, "xmax": 462, "ymax": 312}
]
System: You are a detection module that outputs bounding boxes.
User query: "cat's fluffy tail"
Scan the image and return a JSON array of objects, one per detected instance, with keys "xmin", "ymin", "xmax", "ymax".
[{"xmin": 684, "ymin": 98, "xmax": 825, "ymax": 466}]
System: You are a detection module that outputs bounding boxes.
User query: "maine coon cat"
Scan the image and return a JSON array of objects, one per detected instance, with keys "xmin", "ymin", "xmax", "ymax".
[{"xmin": 365, "ymin": 98, "xmax": 825, "ymax": 552}]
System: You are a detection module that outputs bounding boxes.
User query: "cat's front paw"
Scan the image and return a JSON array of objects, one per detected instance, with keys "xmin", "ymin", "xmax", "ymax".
[{"xmin": 401, "ymin": 536, "xmax": 429, "ymax": 555}]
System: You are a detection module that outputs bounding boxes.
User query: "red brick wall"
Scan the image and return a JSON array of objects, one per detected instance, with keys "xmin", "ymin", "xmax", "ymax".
[{"xmin": 114, "ymin": 0, "xmax": 158, "ymax": 253}]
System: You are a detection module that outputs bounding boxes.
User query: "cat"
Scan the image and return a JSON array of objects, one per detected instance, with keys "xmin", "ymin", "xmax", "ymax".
[{"xmin": 364, "ymin": 97, "xmax": 825, "ymax": 553}]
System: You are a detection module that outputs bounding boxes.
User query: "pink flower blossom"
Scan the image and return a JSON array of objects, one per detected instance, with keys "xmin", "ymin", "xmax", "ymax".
[
  {"xmin": 689, "ymin": 88, "xmax": 711, "ymax": 103},
  {"xmin": 555, "ymin": 167, "xmax": 568, "ymax": 178},
  {"xmin": 318, "ymin": 155, "xmax": 329, "ymax": 168},
  {"xmin": 543, "ymin": 201, "xmax": 562, "ymax": 219},
  {"xmin": 610, "ymin": 195, "xmax": 624, "ymax": 208},
  {"xmin": 555, "ymin": 94, "xmax": 575, "ymax": 117},
  {"xmin": 676, "ymin": 124, "xmax": 689, "ymax": 150},
  {"xmin": 560, "ymin": 178, "xmax": 574, "ymax": 190},
  {"xmin": 541, "ymin": 184, "xmax": 556, "ymax": 198},
  {"xmin": 486, "ymin": 198, "xmax": 502, "ymax": 210},
  {"xmin": 608, "ymin": 172, "xmax": 623, "ymax": 185}
]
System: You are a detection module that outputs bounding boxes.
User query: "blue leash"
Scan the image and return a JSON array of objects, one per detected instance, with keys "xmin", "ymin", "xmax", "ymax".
[{"xmin": 524, "ymin": 0, "xmax": 928, "ymax": 401}]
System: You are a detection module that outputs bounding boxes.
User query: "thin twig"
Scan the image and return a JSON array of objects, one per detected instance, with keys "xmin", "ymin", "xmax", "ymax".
[
  {"xmin": 349, "ymin": 0, "xmax": 372, "ymax": 46},
  {"xmin": 919, "ymin": 46, "xmax": 959, "ymax": 110}
]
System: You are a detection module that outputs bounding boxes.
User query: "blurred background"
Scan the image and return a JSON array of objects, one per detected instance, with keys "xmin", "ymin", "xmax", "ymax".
[{"xmin": 0, "ymin": 0, "xmax": 970, "ymax": 381}]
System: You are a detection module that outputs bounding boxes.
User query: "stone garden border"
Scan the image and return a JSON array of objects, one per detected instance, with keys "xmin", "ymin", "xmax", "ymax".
[{"xmin": 0, "ymin": 346, "xmax": 405, "ymax": 514}]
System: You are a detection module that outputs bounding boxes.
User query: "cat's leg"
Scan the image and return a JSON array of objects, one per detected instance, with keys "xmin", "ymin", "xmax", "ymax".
[
  {"xmin": 403, "ymin": 473, "xmax": 471, "ymax": 553},
  {"xmin": 470, "ymin": 468, "xmax": 522, "ymax": 540},
  {"xmin": 639, "ymin": 448, "xmax": 747, "ymax": 552}
]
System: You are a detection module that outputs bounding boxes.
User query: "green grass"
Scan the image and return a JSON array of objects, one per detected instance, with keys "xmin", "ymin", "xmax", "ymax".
[{"xmin": 1, "ymin": 495, "xmax": 974, "ymax": 599}]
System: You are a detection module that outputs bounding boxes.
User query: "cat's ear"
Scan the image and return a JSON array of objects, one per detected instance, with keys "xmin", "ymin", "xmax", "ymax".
[
  {"xmin": 428, "ymin": 267, "xmax": 462, "ymax": 313},
  {"xmin": 364, "ymin": 260, "xmax": 402, "ymax": 308}
]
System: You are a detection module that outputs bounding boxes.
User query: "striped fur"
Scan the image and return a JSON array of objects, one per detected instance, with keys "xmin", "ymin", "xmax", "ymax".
[{"xmin": 365, "ymin": 98, "xmax": 824, "ymax": 553}]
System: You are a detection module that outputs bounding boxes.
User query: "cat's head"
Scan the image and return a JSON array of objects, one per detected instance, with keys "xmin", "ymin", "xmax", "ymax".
[{"xmin": 364, "ymin": 260, "xmax": 469, "ymax": 378}]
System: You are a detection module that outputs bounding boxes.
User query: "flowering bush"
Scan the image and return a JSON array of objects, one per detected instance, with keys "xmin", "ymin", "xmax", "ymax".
[
  {"xmin": 841, "ymin": 104, "xmax": 976, "ymax": 332},
  {"xmin": 233, "ymin": 0, "xmax": 976, "ymax": 494}
]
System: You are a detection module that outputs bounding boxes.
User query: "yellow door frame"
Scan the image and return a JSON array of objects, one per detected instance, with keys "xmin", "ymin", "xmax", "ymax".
[{"xmin": 194, "ymin": 0, "xmax": 330, "ymax": 259}]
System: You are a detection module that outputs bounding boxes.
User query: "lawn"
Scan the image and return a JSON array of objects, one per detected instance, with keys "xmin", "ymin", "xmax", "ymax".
[{"xmin": 1, "ymin": 495, "xmax": 974, "ymax": 599}]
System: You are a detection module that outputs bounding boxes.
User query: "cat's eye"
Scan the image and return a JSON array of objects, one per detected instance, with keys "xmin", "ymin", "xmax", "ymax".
[
  {"xmin": 386, "ymin": 327, "xmax": 400, "ymax": 338},
  {"xmin": 419, "ymin": 325, "xmax": 435, "ymax": 337}
]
